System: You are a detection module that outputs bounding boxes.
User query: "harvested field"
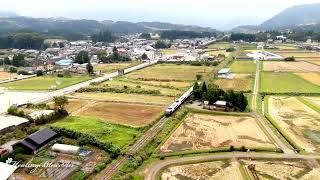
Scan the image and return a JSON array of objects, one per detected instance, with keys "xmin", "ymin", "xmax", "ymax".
[
  {"xmin": 304, "ymin": 97, "xmax": 320, "ymax": 108},
  {"xmin": 268, "ymin": 96, "xmax": 320, "ymax": 153},
  {"xmin": 161, "ymin": 49, "xmax": 178, "ymax": 55},
  {"xmin": 160, "ymin": 114, "xmax": 275, "ymax": 153},
  {"xmin": 306, "ymin": 60, "xmax": 320, "ymax": 66},
  {"xmin": 125, "ymin": 64, "xmax": 215, "ymax": 82},
  {"xmin": 207, "ymin": 42, "xmax": 233, "ymax": 49},
  {"xmin": 73, "ymin": 101, "xmax": 164, "ymax": 127},
  {"xmin": 205, "ymin": 50, "xmax": 230, "ymax": 57},
  {"xmin": 295, "ymin": 73, "xmax": 320, "ymax": 85},
  {"xmin": 273, "ymin": 51, "xmax": 320, "ymax": 58},
  {"xmin": 72, "ymin": 92, "xmax": 174, "ymax": 105},
  {"xmin": 260, "ymin": 72, "xmax": 320, "ymax": 93},
  {"xmin": 130, "ymin": 80, "xmax": 191, "ymax": 89},
  {"xmin": 263, "ymin": 61, "xmax": 320, "ymax": 72},
  {"xmin": 162, "ymin": 160, "xmax": 243, "ymax": 180},
  {"xmin": 215, "ymin": 76, "xmax": 252, "ymax": 92},
  {"xmin": 94, "ymin": 62, "xmax": 140, "ymax": 73},
  {"xmin": 240, "ymin": 159, "xmax": 319, "ymax": 179},
  {"xmin": 298, "ymin": 57, "xmax": 320, "ymax": 61},
  {"xmin": 270, "ymin": 44, "xmax": 301, "ymax": 50},
  {"xmin": 0, "ymin": 71, "xmax": 14, "ymax": 81},
  {"xmin": 229, "ymin": 61, "xmax": 256, "ymax": 73}
]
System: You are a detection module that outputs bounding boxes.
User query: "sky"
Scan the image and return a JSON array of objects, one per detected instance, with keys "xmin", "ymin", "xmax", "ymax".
[{"xmin": 1, "ymin": 0, "xmax": 320, "ymax": 29}]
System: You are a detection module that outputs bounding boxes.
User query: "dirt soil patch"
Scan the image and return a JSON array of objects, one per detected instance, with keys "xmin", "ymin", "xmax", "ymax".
[
  {"xmin": 268, "ymin": 96, "xmax": 320, "ymax": 153},
  {"xmin": 160, "ymin": 114, "xmax": 275, "ymax": 153},
  {"xmin": 73, "ymin": 101, "xmax": 164, "ymax": 127}
]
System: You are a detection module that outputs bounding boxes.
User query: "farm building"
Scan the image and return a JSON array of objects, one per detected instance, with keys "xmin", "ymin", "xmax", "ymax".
[
  {"xmin": 217, "ymin": 68, "xmax": 231, "ymax": 78},
  {"xmin": 13, "ymin": 128, "xmax": 57, "ymax": 154},
  {"xmin": 52, "ymin": 144, "xmax": 80, "ymax": 155},
  {"xmin": 213, "ymin": 101, "xmax": 227, "ymax": 111},
  {"xmin": 247, "ymin": 51, "xmax": 283, "ymax": 60},
  {"xmin": 0, "ymin": 162, "xmax": 17, "ymax": 180},
  {"xmin": 0, "ymin": 115, "xmax": 29, "ymax": 134}
]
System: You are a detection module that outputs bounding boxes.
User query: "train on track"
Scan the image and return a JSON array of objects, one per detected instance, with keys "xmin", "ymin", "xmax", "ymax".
[{"xmin": 165, "ymin": 86, "xmax": 193, "ymax": 116}]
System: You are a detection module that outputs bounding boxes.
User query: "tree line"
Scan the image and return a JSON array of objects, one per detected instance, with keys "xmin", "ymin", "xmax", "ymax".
[{"xmin": 160, "ymin": 30, "xmax": 216, "ymax": 40}]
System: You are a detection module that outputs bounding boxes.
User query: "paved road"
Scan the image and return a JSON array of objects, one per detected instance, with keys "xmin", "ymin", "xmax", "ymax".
[
  {"xmin": 0, "ymin": 61, "xmax": 157, "ymax": 113},
  {"xmin": 252, "ymin": 60, "xmax": 293, "ymax": 154},
  {"xmin": 145, "ymin": 153, "xmax": 320, "ymax": 180}
]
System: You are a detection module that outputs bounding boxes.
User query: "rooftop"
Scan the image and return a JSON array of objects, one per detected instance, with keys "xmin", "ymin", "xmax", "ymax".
[{"xmin": 218, "ymin": 68, "xmax": 230, "ymax": 74}]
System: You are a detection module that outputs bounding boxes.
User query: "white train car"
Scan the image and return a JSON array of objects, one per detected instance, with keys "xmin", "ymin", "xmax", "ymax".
[{"xmin": 165, "ymin": 86, "xmax": 193, "ymax": 116}]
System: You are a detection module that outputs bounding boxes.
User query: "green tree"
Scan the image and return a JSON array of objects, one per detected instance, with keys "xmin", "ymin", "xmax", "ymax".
[
  {"xmin": 8, "ymin": 66, "xmax": 17, "ymax": 73},
  {"xmin": 140, "ymin": 33, "xmax": 151, "ymax": 40},
  {"xmin": 237, "ymin": 92, "xmax": 248, "ymax": 112},
  {"xmin": 200, "ymin": 82, "xmax": 207, "ymax": 97},
  {"xmin": 75, "ymin": 51, "xmax": 89, "ymax": 64},
  {"xmin": 196, "ymin": 74, "xmax": 203, "ymax": 81},
  {"xmin": 154, "ymin": 40, "xmax": 168, "ymax": 49},
  {"xmin": 141, "ymin": 53, "xmax": 148, "ymax": 60},
  {"xmin": 111, "ymin": 47, "xmax": 119, "ymax": 61},
  {"xmin": 53, "ymin": 96, "xmax": 69, "ymax": 111},
  {"xmin": 12, "ymin": 54, "xmax": 25, "ymax": 67},
  {"xmin": 3, "ymin": 57, "xmax": 11, "ymax": 65},
  {"xmin": 192, "ymin": 82, "xmax": 201, "ymax": 100},
  {"xmin": 86, "ymin": 62, "xmax": 94, "ymax": 74}
]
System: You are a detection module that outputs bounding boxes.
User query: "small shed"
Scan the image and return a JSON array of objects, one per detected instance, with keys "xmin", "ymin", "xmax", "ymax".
[{"xmin": 52, "ymin": 144, "xmax": 80, "ymax": 155}]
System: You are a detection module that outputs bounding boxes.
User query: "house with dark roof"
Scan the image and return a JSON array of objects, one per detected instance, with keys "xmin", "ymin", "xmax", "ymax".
[{"xmin": 13, "ymin": 128, "xmax": 57, "ymax": 154}]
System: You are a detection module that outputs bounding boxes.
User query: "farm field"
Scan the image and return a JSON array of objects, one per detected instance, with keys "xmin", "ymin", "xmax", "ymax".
[
  {"xmin": 160, "ymin": 113, "xmax": 275, "ymax": 153},
  {"xmin": 161, "ymin": 49, "xmax": 178, "ymax": 55},
  {"xmin": 205, "ymin": 50, "xmax": 230, "ymax": 57},
  {"xmin": 51, "ymin": 116, "xmax": 142, "ymax": 148},
  {"xmin": 240, "ymin": 159, "xmax": 319, "ymax": 179},
  {"xmin": 229, "ymin": 60, "xmax": 256, "ymax": 73},
  {"xmin": 162, "ymin": 160, "xmax": 243, "ymax": 180},
  {"xmin": 72, "ymin": 101, "xmax": 164, "ymax": 127},
  {"xmin": 215, "ymin": 75, "xmax": 252, "ymax": 92},
  {"xmin": 0, "ymin": 75, "xmax": 92, "ymax": 90},
  {"xmin": 263, "ymin": 61, "xmax": 320, "ymax": 72},
  {"xmin": 72, "ymin": 92, "xmax": 174, "ymax": 105},
  {"xmin": 207, "ymin": 42, "xmax": 233, "ymax": 49},
  {"xmin": 268, "ymin": 96, "xmax": 320, "ymax": 153},
  {"xmin": 305, "ymin": 60, "xmax": 320, "ymax": 66},
  {"xmin": 0, "ymin": 71, "xmax": 19, "ymax": 81},
  {"xmin": 295, "ymin": 73, "xmax": 320, "ymax": 85},
  {"xmin": 260, "ymin": 72, "xmax": 320, "ymax": 93},
  {"xmin": 94, "ymin": 62, "xmax": 140, "ymax": 73},
  {"xmin": 304, "ymin": 97, "xmax": 320, "ymax": 108},
  {"xmin": 128, "ymin": 80, "xmax": 191, "ymax": 89},
  {"xmin": 270, "ymin": 44, "xmax": 301, "ymax": 50},
  {"xmin": 98, "ymin": 78, "xmax": 183, "ymax": 96},
  {"xmin": 240, "ymin": 43, "xmax": 257, "ymax": 50},
  {"xmin": 125, "ymin": 64, "xmax": 215, "ymax": 82},
  {"xmin": 272, "ymin": 51, "xmax": 320, "ymax": 58}
]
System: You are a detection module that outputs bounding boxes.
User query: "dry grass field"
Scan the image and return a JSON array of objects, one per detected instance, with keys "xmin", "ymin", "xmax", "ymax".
[
  {"xmin": 273, "ymin": 51, "xmax": 320, "ymax": 58},
  {"xmin": 271, "ymin": 44, "xmax": 301, "ymax": 50},
  {"xmin": 268, "ymin": 96, "xmax": 320, "ymax": 153},
  {"xmin": 72, "ymin": 101, "xmax": 164, "ymax": 127},
  {"xmin": 305, "ymin": 97, "xmax": 320, "ymax": 107},
  {"xmin": 0, "ymin": 71, "xmax": 18, "ymax": 81},
  {"xmin": 240, "ymin": 159, "xmax": 319, "ymax": 179},
  {"xmin": 215, "ymin": 77, "xmax": 252, "ymax": 92},
  {"xmin": 94, "ymin": 62, "xmax": 140, "ymax": 73},
  {"xmin": 162, "ymin": 160, "xmax": 243, "ymax": 180},
  {"xmin": 263, "ymin": 61, "xmax": 320, "ymax": 72},
  {"xmin": 295, "ymin": 73, "xmax": 320, "ymax": 85},
  {"xmin": 306, "ymin": 60, "xmax": 320, "ymax": 65},
  {"xmin": 125, "ymin": 64, "xmax": 215, "ymax": 82},
  {"xmin": 160, "ymin": 114, "xmax": 275, "ymax": 153},
  {"xmin": 205, "ymin": 50, "xmax": 231, "ymax": 57},
  {"xmin": 72, "ymin": 92, "xmax": 174, "ymax": 105},
  {"xmin": 131, "ymin": 80, "xmax": 191, "ymax": 89}
]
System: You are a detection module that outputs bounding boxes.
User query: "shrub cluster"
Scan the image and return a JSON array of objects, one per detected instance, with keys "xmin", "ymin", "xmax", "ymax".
[
  {"xmin": 34, "ymin": 109, "xmax": 68, "ymax": 125},
  {"xmin": 49, "ymin": 126, "xmax": 121, "ymax": 158},
  {"xmin": 76, "ymin": 86, "xmax": 161, "ymax": 95},
  {"xmin": 7, "ymin": 106, "xmax": 24, "ymax": 117}
]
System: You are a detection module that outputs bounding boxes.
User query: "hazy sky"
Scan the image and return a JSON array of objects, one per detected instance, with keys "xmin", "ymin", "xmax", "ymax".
[{"xmin": 1, "ymin": 0, "xmax": 320, "ymax": 29}]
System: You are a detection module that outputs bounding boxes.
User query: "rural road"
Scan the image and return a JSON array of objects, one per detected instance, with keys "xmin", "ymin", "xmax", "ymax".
[
  {"xmin": 145, "ymin": 153, "xmax": 320, "ymax": 180},
  {"xmin": 0, "ymin": 60, "xmax": 157, "ymax": 113}
]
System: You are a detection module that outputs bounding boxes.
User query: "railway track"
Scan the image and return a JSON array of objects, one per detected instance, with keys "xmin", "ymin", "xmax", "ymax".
[{"xmin": 98, "ymin": 116, "xmax": 169, "ymax": 180}]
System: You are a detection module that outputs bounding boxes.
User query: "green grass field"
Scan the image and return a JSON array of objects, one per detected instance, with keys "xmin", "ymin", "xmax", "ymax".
[
  {"xmin": 0, "ymin": 76, "xmax": 92, "ymax": 90},
  {"xmin": 51, "ymin": 116, "xmax": 142, "ymax": 148},
  {"xmin": 161, "ymin": 49, "xmax": 178, "ymax": 55},
  {"xmin": 229, "ymin": 60, "xmax": 256, "ymax": 73},
  {"xmin": 260, "ymin": 72, "xmax": 320, "ymax": 93}
]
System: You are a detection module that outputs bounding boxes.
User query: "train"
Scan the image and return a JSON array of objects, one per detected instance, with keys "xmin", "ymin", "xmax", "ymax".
[{"xmin": 165, "ymin": 86, "xmax": 193, "ymax": 116}]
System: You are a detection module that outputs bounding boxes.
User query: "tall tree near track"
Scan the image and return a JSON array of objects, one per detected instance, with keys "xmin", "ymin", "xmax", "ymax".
[
  {"xmin": 75, "ymin": 51, "xmax": 89, "ymax": 64},
  {"xmin": 53, "ymin": 96, "xmax": 69, "ymax": 111}
]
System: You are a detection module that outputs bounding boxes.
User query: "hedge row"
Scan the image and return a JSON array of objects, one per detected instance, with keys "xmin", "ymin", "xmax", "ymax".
[
  {"xmin": 76, "ymin": 86, "xmax": 161, "ymax": 95},
  {"xmin": 49, "ymin": 126, "xmax": 121, "ymax": 158}
]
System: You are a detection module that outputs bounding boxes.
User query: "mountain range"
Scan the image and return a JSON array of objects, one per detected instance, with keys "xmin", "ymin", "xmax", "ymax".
[{"xmin": 233, "ymin": 3, "xmax": 320, "ymax": 32}]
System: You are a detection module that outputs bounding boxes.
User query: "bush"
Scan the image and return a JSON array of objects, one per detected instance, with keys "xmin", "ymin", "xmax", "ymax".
[
  {"xmin": 34, "ymin": 109, "xmax": 68, "ymax": 125},
  {"xmin": 226, "ymin": 47, "xmax": 236, "ymax": 52},
  {"xmin": 57, "ymin": 74, "xmax": 64, "ymax": 77},
  {"xmin": 8, "ymin": 66, "xmax": 17, "ymax": 73},
  {"xmin": 284, "ymin": 56, "xmax": 295, "ymax": 61},
  {"xmin": 7, "ymin": 106, "xmax": 24, "ymax": 117},
  {"xmin": 36, "ymin": 70, "xmax": 44, "ymax": 76},
  {"xmin": 95, "ymin": 163, "xmax": 107, "ymax": 173}
]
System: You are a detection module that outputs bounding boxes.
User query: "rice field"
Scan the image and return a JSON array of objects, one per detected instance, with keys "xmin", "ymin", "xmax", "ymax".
[
  {"xmin": 229, "ymin": 61, "xmax": 256, "ymax": 73},
  {"xmin": 160, "ymin": 113, "xmax": 275, "ymax": 153},
  {"xmin": 260, "ymin": 72, "xmax": 320, "ymax": 93},
  {"xmin": 268, "ymin": 96, "xmax": 320, "ymax": 153},
  {"xmin": 215, "ymin": 76, "xmax": 252, "ymax": 92},
  {"xmin": 263, "ymin": 61, "xmax": 320, "ymax": 72},
  {"xmin": 295, "ymin": 73, "xmax": 320, "ymax": 85}
]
